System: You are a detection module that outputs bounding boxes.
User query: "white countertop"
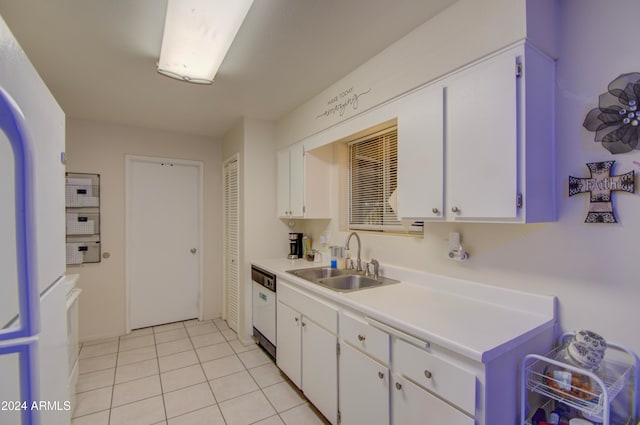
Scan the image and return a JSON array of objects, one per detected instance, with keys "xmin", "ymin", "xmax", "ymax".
[{"xmin": 252, "ymin": 258, "xmax": 556, "ymax": 363}]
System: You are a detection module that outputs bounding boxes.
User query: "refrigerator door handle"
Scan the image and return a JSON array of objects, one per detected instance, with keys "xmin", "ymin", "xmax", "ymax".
[{"xmin": 0, "ymin": 87, "xmax": 41, "ymax": 341}]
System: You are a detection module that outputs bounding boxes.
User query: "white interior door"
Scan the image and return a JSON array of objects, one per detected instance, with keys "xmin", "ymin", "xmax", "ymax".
[
  {"xmin": 126, "ymin": 156, "xmax": 202, "ymax": 330},
  {"xmin": 223, "ymin": 156, "xmax": 239, "ymax": 332}
]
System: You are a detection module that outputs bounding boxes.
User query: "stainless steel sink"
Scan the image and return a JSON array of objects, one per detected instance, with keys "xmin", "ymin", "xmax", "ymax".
[
  {"xmin": 287, "ymin": 267, "xmax": 399, "ymax": 292},
  {"xmin": 288, "ymin": 267, "xmax": 348, "ymax": 281}
]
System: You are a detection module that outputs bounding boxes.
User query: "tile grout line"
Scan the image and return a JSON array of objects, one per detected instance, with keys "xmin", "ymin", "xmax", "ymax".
[
  {"xmin": 106, "ymin": 332, "xmax": 121, "ymax": 425},
  {"xmin": 205, "ymin": 318, "xmax": 230, "ymax": 425},
  {"xmin": 153, "ymin": 322, "xmax": 176, "ymax": 424}
]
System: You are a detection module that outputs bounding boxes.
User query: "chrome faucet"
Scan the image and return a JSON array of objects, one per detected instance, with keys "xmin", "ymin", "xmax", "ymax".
[
  {"xmin": 367, "ymin": 258, "xmax": 380, "ymax": 280},
  {"xmin": 345, "ymin": 232, "xmax": 362, "ymax": 272}
]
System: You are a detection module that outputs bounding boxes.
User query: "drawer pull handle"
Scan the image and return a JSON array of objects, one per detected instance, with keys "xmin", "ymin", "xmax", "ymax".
[
  {"xmin": 357, "ymin": 334, "xmax": 366, "ymax": 341},
  {"xmin": 378, "ymin": 372, "xmax": 384, "ymax": 379},
  {"xmin": 424, "ymin": 370, "xmax": 432, "ymax": 379},
  {"xmin": 395, "ymin": 382, "xmax": 402, "ymax": 390}
]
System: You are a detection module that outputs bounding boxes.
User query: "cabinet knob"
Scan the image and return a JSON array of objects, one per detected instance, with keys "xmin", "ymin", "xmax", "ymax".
[
  {"xmin": 294, "ymin": 317, "xmax": 299, "ymax": 322},
  {"xmin": 357, "ymin": 334, "xmax": 366, "ymax": 341},
  {"xmin": 424, "ymin": 369, "xmax": 432, "ymax": 379},
  {"xmin": 378, "ymin": 371, "xmax": 384, "ymax": 379},
  {"xmin": 432, "ymin": 208, "xmax": 439, "ymax": 214},
  {"xmin": 301, "ymin": 322, "xmax": 306, "ymax": 327},
  {"xmin": 395, "ymin": 382, "xmax": 402, "ymax": 390},
  {"xmin": 451, "ymin": 206, "xmax": 460, "ymax": 213}
]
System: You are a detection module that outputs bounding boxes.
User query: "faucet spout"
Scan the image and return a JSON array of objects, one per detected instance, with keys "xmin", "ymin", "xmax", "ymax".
[{"xmin": 345, "ymin": 232, "xmax": 362, "ymax": 272}]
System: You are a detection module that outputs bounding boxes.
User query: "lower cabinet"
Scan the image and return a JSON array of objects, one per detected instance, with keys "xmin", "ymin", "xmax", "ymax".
[
  {"xmin": 339, "ymin": 342, "xmax": 390, "ymax": 425},
  {"xmin": 391, "ymin": 374, "xmax": 474, "ymax": 425},
  {"xmin": 301, "ymin": 318, "xmax": 337, "ymax": 423},
  {"xmin": 275, "ymin": 281, "xmax": 545, "ymax": 425},
  {"xmin": 276, "ymin": 281, "xmax": 338, "ymax": 424},
  {"xmin": 276, "ymin": 301, "xmax": 302, "ymax": 387},
  {"xmin": 338, "ymin": 311, "xmax": 477, "ymax": 425}
]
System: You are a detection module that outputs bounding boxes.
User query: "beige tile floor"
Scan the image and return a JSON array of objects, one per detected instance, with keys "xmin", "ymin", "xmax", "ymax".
[{"xmin": 72, "ymin": 318, "xmax": 329, "ymax": 425}]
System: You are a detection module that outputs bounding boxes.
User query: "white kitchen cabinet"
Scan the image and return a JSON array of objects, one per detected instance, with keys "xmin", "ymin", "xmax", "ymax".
[
  {"xmin": 391, "ymin": 374, "xmax": 474, "ymax": 425},
  {"xmin": 340, "ymin": 311, "xmax": 476, "ymax": 425},
  {"xmin": 397, "ymin": 83, "xmax": 444, "ymax": 220},
  {"xmin": 301, "ymin": 318, "xmax": 337, "ymax": 424},
  {"xmin": 339, "ymin": 313, "xmax": 390, "ymax": 425},
  {"xmin": 277, "ymin": 142, "xmax": 304, "ymax": 218},
  {"xmin": 276, "ymin": 280, "xmax": 338, "ymax": 424},
  {"xmin": 276, "ymin": 300, "xmax": 302, "ymax": 387},
  {"xmin": 397, "ymin": 42, "xmax": 555, "ymax": 222},
  {"xmin": 340, "ymin": 343, "xmax": 389, "ymax": 425},
  {"xmin": 393, "ymin": 338, "xmax": 476, "ymax": 416},
  {"xmin": 260, "ymin": 260, "xmax": 556, "ymax": 425},
  {"xmin": 445, "ymin": 46, "xmax": 519, "ymax": 220},
  {"xmin": 390, "ymin": 336, "xmax": 476, "ymax": 425},
  {"xmin": 277, "ymin": 143, "xmax": 331, "ymax": 219}
]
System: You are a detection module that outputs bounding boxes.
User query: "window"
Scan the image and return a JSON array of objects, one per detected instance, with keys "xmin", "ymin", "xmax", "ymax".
[{"xmin": 349, "ymin": 125, "xmax": 412, "ymax": 233}]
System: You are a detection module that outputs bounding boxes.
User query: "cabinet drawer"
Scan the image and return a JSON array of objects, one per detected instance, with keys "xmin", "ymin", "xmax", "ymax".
[
  {"xmin": 392, "ymin": 374, "xmax": 474, "ymax": 425},
  {"xmin": 340, "ymin": 312, "xmax": 389, "ymax": 365},
  {"xmin": 278, "ymin": 281, "xmax": 337, "ymax": 333},
  {"xmin": 394, "ymin": 339, "xmax": 476, "ymax": 416}
]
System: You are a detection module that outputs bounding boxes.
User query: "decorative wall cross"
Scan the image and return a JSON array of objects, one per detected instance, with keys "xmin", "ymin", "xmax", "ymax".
[{"xmin": 569, "ymin": 161, "xmax": 635, "ymax": 223}]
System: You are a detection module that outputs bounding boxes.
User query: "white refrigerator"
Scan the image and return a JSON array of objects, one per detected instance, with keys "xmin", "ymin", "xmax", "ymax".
[{"xmin": 0, "ymin": 14, "xmax": 70, "ymax": 425}]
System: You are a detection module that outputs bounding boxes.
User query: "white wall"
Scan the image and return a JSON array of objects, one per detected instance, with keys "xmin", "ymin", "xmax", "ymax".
[
  {"xmin": 276, "ymin": 0, "xmax": 528, "ymax": 147},
  {"xmin": 278, "ymin": 0, "xmax": 640, "ymax": 356},
  {"xmin": 66, "ymin": 119, "xmax": 222, "ymax": 341}
]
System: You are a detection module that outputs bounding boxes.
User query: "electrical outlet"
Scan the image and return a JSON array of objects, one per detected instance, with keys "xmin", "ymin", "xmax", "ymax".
[{"xmin": 448, "ymin": 232, "xmax": 460, "ymax": 251}]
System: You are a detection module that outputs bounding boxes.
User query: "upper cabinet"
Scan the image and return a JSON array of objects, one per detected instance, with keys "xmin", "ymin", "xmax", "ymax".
[
  {"xmin": 277, "ymin": 143, "xmax": 332, "ymax": 219},
  {"xmin": 277, "ymin": 142, "xmax": 304, "ymax": 218},
  {"xmin": 398, "ymin": 42, "xmax": 556, "ymax": 223},
  {"xmin": 397, "ymin": 84, "xmax": 445, "ymax": 220}
]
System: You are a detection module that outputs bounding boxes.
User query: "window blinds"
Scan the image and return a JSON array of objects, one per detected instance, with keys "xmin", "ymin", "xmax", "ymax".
[{"xmin": 349, "ymin": 126, "xmax": 401, "ymax": 232}]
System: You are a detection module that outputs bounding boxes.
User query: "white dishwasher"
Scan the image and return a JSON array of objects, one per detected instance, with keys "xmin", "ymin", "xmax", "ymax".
[{"xmin": 251, "ymin": 265, "xmax": 276, "ymax": 360}]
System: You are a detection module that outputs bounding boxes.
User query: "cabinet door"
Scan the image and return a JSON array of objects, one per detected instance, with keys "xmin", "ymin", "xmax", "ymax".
[
  {"xmin": 445, "ymin": 50, "xmax": 518, "ymax": 219},
  {"xmin": 397, "ymin": 84, "xmax": 444, "ymax": 220},
  {"xmin": 339, "ymin": 343, "xmax": 389, "ymax": 425},
  {"xmin": 289, "ymin": 143, "xmax": 305, "ymax": 217},
  {"xmin": 276, "ymin": 301, "xmax": 301, "ymax": 388},
  {"xmin": 302, "ymin": 319, "xmax": 337, "ymax": 424},
  {"xmin": 392, "ymin": 375, "xmax": 474, "ymax": 425},
  {"xmin": 277, "ymin": 148, "xmax": 291, "ymax": 217}
]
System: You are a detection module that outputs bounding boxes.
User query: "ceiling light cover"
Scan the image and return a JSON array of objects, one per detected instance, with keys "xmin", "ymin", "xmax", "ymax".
[{"xmin": 157, "ymin": 0, "xmax": 254, "ymax": 84}]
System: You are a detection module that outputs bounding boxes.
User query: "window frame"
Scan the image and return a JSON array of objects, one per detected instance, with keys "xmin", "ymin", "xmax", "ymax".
[{"xmin": 348, "ymin": 124, "xmax": 420, "ymax": 234}]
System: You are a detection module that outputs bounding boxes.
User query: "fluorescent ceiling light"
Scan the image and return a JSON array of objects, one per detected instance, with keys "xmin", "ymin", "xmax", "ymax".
[{"xmin": 157, "ymin": 0, "xmax": 254, "ymax": 84}]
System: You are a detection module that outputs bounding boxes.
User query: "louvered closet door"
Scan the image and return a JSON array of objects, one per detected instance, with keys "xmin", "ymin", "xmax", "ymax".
[{"xmin": 223, "ymin": 157, "xmax": 239, "ymax": 332}]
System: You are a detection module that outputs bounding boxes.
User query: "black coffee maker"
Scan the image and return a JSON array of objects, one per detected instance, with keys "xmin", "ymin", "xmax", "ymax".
[{"xmin": 288, "ymin": 233, "xmax": 303, "ymax": 259}]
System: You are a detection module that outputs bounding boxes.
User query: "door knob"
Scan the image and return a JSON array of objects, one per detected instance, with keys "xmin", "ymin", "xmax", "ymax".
[{"xmin": 190, "ymin": 248, "xmax": 197, "ymax": 254}]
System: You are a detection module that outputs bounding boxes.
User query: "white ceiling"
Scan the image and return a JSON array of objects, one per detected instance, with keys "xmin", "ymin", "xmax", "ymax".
[{"xmin": 0, "ymin": 0, "xmax": 457, "ymax": 139}]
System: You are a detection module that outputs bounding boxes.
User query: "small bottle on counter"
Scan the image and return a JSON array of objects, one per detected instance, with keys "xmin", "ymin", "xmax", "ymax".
[{"xmin": 329, "ymin": 246, "xmax": 343, "ymax": 269}]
